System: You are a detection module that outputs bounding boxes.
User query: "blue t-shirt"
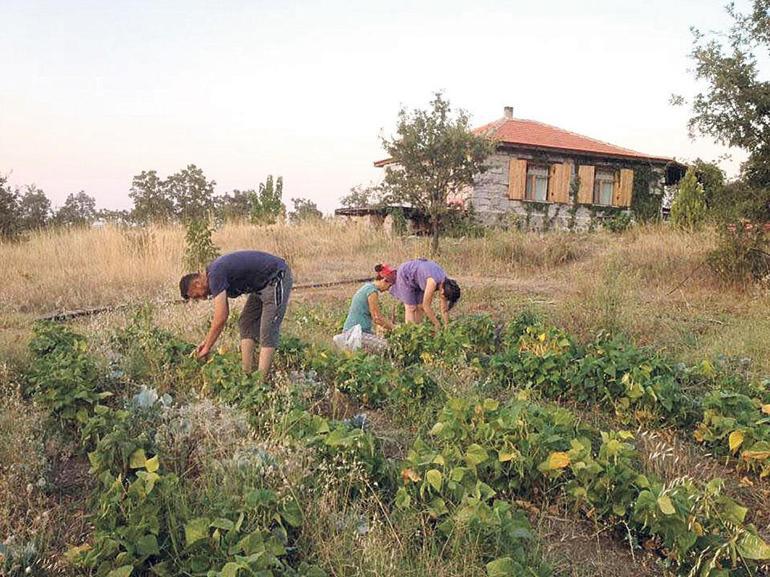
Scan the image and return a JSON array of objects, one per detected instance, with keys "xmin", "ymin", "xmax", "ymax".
[
  {"xmin": 207, "ymin": 251, "xmax": 287, "ymax": 298},
  {"xmin": 343, "ymin": 282, "xmax": 379, "ymax": 333}
]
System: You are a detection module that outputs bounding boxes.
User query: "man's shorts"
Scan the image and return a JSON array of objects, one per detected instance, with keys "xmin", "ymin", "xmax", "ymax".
[{"xmin": 239, "ymin": 268, "xmax": 292, "ymax": 348}]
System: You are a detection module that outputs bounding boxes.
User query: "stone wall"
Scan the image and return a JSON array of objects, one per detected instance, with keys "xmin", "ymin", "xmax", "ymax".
[{"xmin": 468, "ymin": 151, "xmax": 665, "ymax": 231}]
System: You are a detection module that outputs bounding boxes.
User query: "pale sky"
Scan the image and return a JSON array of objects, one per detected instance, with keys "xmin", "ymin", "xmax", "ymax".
[{"xmin": 0, "ymin": 0, "xmax": 750, "ymax": 213}]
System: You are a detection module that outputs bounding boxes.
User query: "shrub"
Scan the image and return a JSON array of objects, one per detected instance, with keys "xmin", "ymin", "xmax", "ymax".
[{"xmin": 671, "ymin": 168, "xmax": 707, "ymax": 231}]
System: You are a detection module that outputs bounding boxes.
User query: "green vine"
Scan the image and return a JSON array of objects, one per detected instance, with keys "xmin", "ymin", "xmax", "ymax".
[{"xmin": 630, "ymin": 164, "xmax": 661, "ymax": 222}]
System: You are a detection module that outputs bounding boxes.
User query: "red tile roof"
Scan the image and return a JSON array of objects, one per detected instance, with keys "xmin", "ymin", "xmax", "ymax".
[
  {"xmin": 474, "ymin": 117, "xmax": 672, "ymax": 162},
  {"xmin": 374, "ymin": 116, "xmax": 673, "ymax": 167}
]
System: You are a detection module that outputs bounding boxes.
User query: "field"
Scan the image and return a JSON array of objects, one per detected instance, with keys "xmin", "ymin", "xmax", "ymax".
[{"xmin": 2, "ymin": 221, "xmax": 770, "ymax": 577}]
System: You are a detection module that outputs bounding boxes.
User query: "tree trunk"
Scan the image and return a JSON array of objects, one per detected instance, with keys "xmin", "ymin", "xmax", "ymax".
[{"xmin": 430, "ymin": 216, "xmax": 440, "ymax": 255}]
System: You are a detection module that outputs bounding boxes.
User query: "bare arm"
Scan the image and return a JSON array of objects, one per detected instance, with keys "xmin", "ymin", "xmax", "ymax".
[
  {"xmin": 421, "ymin": 278, "xmax": 442, "ymax": 330},
  {"xmin": 368, "ymin": 292, "xmax": 395, "ymax": 331},
  {"xmin": 196, "ymin": 292, "xmax": 229, "ymax": 359},
  {"xmin": 439, "ymin": 287, "xmax": 450, "ymax": 326}
]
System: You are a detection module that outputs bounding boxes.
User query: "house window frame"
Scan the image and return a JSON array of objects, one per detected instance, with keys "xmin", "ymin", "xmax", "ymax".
[
  {"xmin": 593, "ymin": 168, "xmax": 616, "ymax": 206},
  {"xmin": 525, "ymin": 164, "xmax": 550, "ymax": 202}
]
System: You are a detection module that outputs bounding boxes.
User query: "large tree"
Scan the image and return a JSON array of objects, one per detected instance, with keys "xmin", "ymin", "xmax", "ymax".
[
  {"xmin": 129, "ymin": 170, "xmax": 175, "ymax": 224},
  {"xmin": 54, "ymin": 191, "xmax": 97, "ymax": 227},
  {"xmin": 18, "ymin": 185, "xmax": 51, "ymax": 231},
  {"xmin": 166, "ymin": 164, "xmax": 215, "ymax": 223},
  {"xmin": 380, "ymin": 93, "xmax": 495, "ymax": 254},
  {"xmin": 683, "ymin": 0, "xmax": 770, "ymax": 220},
  {"xmin": 0, "ymin": 175, "xmax": 21, "ymax": 240},
  {"xmin": 250, "ymin": 175, "xmax": 285, "ymax": 225}
]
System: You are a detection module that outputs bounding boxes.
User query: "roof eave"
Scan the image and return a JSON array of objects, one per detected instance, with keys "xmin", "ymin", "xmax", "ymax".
[{"xmin": 495, "ymin": 142, "xmax": 674, "ymax": 165}]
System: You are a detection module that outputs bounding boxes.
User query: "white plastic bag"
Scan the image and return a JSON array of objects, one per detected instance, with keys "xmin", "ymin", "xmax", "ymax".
[{"xmin": 333, "ymin": 324, "xmax": 363, "ymax": 351}]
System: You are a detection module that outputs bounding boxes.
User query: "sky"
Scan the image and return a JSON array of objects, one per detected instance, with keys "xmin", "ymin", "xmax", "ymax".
[{"xmin": 0, "ymin": 0, "xmax": 752, "ymax": 214}]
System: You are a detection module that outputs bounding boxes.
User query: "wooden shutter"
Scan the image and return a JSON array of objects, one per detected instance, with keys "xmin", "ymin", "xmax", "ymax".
[
  {"xmin": 508, "ymin": 158, "xmax": 527, "ymax": 200},
  {"xmin": 617, "ymin": 169, "xmax": 634, "ymax": 207},
  {"xmin": 547, "ymin": 162, "xmax": 571, "ymax": 204},
  {"xmin": 577, "ymin": 165, "xmax": 594, "ymax": 204}
]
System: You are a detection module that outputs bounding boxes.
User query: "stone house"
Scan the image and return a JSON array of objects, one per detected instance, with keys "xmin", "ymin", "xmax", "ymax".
[{"xmin": 375, "ymin": 107, "xmax": 686, "ymax": 230}]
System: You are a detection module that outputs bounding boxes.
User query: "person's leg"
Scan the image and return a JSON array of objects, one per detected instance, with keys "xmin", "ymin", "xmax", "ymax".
[
  {"xmin": 404, "ymin": 304, "xmax": 419, "ymax": 323},
  {"xmin": 413, "ymin": 305, "xmax": 425, "ymax": 323},
  {"xmin": 257, "ymin": 269, "xmax": 292, "ymax": 375},
  {"xmin": 239, "ymin": 293, "xmax": 262, "ymax": 373}
]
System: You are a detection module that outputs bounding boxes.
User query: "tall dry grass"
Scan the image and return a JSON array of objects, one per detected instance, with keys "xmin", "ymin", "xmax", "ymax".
[{"xmin": 0, "ymin": 221, "xmax": 607, "ymax": 315}]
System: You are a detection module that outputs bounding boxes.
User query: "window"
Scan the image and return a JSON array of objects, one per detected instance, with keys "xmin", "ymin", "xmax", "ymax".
[
  {"xmin": 525, "ymin": 165, "xmax": 549, "ymax": 202},
  {"xmin": 593, "ymin": 169, "xmax": 615, "ymax": 206}
]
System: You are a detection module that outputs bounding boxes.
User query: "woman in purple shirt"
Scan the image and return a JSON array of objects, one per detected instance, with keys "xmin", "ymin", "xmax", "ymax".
[{"xmin": 388, "ymin": 258, "xmax": 461, "ymax": 329}]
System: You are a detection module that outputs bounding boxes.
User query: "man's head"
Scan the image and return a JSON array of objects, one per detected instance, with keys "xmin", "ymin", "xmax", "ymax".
[{"xmin": 179, "ymin": 272, "xmax": 210, "ymax": 300}]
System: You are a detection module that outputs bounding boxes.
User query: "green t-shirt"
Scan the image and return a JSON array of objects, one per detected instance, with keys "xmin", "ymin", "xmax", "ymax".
[{"xmin": 343, "ymin": 282, "xmax": 379, "ymax": 333}]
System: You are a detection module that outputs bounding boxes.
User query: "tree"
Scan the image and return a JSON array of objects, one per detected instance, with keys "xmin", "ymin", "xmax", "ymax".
[
  {"xmin": 166, "ymin": 164, "xmax": 215, "ymax": 223},
  {"xmin": 250, "ymin": 175, "xmax": 286, "ymax": 225},
  {"xmin": 380, "ymin": 93, "xmax": 495, "ymax": 254},
  {"xmin": 682, "ymin": 1, "xmax": 770, "ymax": 221},
  {"xmin": 671, "ymin": 168, "xmax": 707, "ymax": 231},
  {"xmin": 289, "ymin": 197, "xmax": 323, "ymax": 223},
  {"xmin": 129, "ymin": 170, "xmax": 175, "ymax": 224},
  {"xmin": 18, "ymin": 185, "xmax": 51, "ymax": 231},
  {"xmin": 183, "ymin": 219, "xmax": 220, "ymax": 271},
  {"xmin": 340, "ymin": 184, "xmax": 383, "ymax": 208},
  {"xmin": 0, "ymin": 175, "xmax": 21, "ymax": 240},
  {"xmin": 54, "ymin": 191, "xmax": 97, "ymax": 227}
]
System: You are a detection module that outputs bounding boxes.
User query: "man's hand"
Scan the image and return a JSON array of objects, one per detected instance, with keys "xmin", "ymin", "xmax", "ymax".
[{"xmin": 195, "ymin": 341, "xmax": 211, "ymax": 360}]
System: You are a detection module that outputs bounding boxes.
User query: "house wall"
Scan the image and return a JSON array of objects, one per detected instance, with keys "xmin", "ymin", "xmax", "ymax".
[{"xmin": 468, "ymin": 151, "xmax": 666, "ymax": 231}]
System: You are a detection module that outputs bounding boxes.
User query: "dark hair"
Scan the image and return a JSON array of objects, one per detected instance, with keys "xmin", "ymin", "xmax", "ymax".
[
  {"xmin": 443, "ymin": 278, "xmax": 461, "ymax": 310},
  {"xmin": 374, "ymin": 263, "xmax": 396, "ymax": 283},
  {"xmin": 179, "ymin": 273, "xmax": 199, "ymax": 300}
]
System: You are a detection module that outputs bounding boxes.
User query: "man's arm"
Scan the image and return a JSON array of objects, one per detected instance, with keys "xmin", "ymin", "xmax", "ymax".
[
  {"xmin": 439, "ymin": 289, "xmax": 450, "ymax": 326},
  {"xmin": 196, "ymin": 292, "xmax": 229, "ymax": 359},
  {"xmin": 421, "ymin": 278, "xmax": 441, "ymax": 330},
  {"xmin": 368, "ymin": 292, "xmax": 395, "ymax": 331}
]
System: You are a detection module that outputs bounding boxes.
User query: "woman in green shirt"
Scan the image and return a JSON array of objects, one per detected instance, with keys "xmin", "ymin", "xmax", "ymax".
[{"xmin": 335, "ymin": 264, "xmax": 396, "ymax": 352}]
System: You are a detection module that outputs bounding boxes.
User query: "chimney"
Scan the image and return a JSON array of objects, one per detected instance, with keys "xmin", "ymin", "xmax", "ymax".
[{"xmin": 504, "ymin": 106, "xmax": 513, "ymax": 119}]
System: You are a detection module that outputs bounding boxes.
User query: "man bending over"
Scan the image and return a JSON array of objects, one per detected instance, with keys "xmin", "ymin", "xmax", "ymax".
[{"xmin": 179, "ymin": 250, "xmax": 292, "ymax": 375}]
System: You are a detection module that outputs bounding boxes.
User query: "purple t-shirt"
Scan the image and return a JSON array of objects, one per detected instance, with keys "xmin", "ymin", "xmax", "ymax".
[
  {"xmin": 207, "ymin": 251, "xmax": 287, "ymax": 298},
  {"xmin": 389, "ymin": 259, "xmax": 447, "ymax": 305}
]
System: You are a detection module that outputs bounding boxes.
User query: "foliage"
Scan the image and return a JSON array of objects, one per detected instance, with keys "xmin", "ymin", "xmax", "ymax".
[
  {"xmin": 289, "ymin": 197, "xmax": 323, "ymax": 223},
  {"xmin": 129, "ymin": 170, "xmax": 175, "ymax": 225},
  {"xmin": 380, "ymin": 92, "xmax": 495, "ymax": 254},
  {"xmin": 184, "ymin": 218, "xmax": 220, "ymax": 272},
  {"xmin": 681, "ymin": 1, "xmax": 770, "ymax": 222},
  {"xmin": 339, "ymin": 184, "xmax": 382, "ymax": 209},
  {"xmin": 53, "ymin": 191, "xmax": 97, "ymax": 228},
  {"xmin": 400, "ymin": 396, "xmax": 769, "ymax": 576},
  {"xmin": 691, "ymin": 158, "xmax": 727, "ymax": 217},
  {"xmin": 602, "ymin": 212, "xmax": 633, "ymax": 233},
  {"xmin": 630, "ymin": 165, "xmax": 661, "ymax": 222},
  {"xmin": 708, "ymin": 222, "xmax": 770, "ymax": 283},
  {"xmin": 250, "ymin": 175, "xmax": 286, "ymax": 225},
  {"xmin": 670, "ymin": 168, "xmax": 707, "ymax": 231},
  {"xmin": 441, "ymin": 204, "xmax": 486, "ymax": 238},
  {"xmin": 167, "ymin": 164, "xmax": 216, "ymax": 223},
  {"xmin": 0, "ymin": 174, "xmax": 21, "ymax": 240},
  {"xmin": 17, "ymin": 184, "xmax": 51, "ymax": 231},
  {"xmin": 26, "ymin": 322, "xmax": 109, "ymax": 430}
]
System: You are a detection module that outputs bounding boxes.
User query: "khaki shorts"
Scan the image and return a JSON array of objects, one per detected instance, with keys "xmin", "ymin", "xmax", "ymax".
[{"xmin": 239, "ymin": 268, "xmax": 292, "ymax": 348}]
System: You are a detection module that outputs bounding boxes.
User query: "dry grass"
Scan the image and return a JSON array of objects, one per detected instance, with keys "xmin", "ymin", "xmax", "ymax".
[{"xmin": 2, "ymin": 220, "xmax": 768, "ymax": 375}]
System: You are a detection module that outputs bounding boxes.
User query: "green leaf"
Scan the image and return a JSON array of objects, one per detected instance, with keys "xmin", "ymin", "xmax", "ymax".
[
  {"xmin": 657, "ymin": 495, "xmax": 675, "ymax": 515},
  {"xmin": 136, "ymin": 534, "xmax": 159, "ymax": 556},
  {"xmin": 145, "ymin": 455, "xmax": 160, "ymax": 473},
  {"xmin": 395, "ymin": 487, "xmax": 411, "ymax": 509},
  {"xmin": 486, "ymin": 557, "xmax": 516, "ymax": 577},
  {"xmin": 185, "ymin": 517, "xmax": 210, "ymax": 546},
  {"xmin": 281, "ymin": 499, "xmax": 303, "ymax": 528},
  {"xmin": 107, "ymin": 566, "xmax": 134, "ymax": 577},
  {"xmin": 737, "ymin": 533, "xmax": 770, "ymax": 560},
  {"xmin": 129, "ymin": 448, "xmax": 147, "ymax": 469},
  {"xmin": 426, "ymin": 469, "xmax": 443, "ymax": 492},
  {"xmin": 465, "ymin": 444, "xmax": 489, "ymax": 466},
  {"xmin": 210, "ymin": 518, "xmax": 235, "ymax": 531},
  {"xmin": 221, "ymin": 562, "xmax": 242, "ymax": 577}
]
